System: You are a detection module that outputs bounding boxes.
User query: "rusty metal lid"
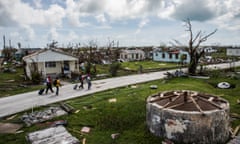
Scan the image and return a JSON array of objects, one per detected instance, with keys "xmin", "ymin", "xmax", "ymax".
[{"xmin": 148, "ymin": 90, "xmax": 229, "ymax": 112}]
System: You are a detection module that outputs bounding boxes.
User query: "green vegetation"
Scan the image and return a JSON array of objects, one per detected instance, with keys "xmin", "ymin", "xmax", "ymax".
[
  {"xmin": 0, "ymin": 68, "xmax": 43, "ymax": 98},
  {"xmin": 0, "ymin": 71, "xmax": 240, "ymax": 144},
  {"xmin": 121, "ymin": 60, "xmax": 178, "ymax": 71}
]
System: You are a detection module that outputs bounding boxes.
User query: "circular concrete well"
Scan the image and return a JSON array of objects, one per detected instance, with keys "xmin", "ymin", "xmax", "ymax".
[{"xmin": 146, "ymin": 90, "xmax": 230, "ymax": 144}]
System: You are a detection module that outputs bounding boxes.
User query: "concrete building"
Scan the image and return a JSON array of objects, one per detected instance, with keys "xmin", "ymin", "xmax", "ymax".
[
  {"xmin": 22, "ymin": 48, "xmax": 79, "ymax": 79},
  {"xmin": 153, "ymin": 48, "xmax": 190, "ymax": 63},
  {"xmin": 120, "ymin": 49, "xmax": 145, "ymax": 61}
]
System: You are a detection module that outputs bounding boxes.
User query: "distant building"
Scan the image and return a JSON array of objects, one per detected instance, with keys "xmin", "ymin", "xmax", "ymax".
[
  {"xmin": 226, "ymin": 47, "xmax": 240, "ymax": 56},
  {"xmin": 120, "ymin": 49, "xmax": 145, "ymax": 61},
  {"xmin": 14, "ymin": 48, "xmax": 41, "ymax": 61},
  {"xmin": 204, "ymin": 46, "xmax": 217, "ymax": 53},
  {"xmin": 153, "ymin": 48, "xmax": 190, "ymax": 63},
  {"xmin": 22, "ymin": 48, "xmax": 79, "ymax": 79}
]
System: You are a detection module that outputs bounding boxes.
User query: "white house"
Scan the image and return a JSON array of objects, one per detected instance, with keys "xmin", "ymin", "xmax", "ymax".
[
  {"xmin": 22, "ymin": 49, "xmax": 79, "ymax": 79},
  {"xmin": 120, "ymin": 49, "xmax": 145, "ymax": 61},
  {"xmin": 153, "ymin": 49, "xmax": 190, "ymax": 63},
  {"xmin": 227, "ymin": 47, "xmax": 240, "ymax": 56}
]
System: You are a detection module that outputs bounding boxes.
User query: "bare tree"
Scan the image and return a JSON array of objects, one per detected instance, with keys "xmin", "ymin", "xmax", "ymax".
[{"xmin": 185, "ymin": 19, "xmax": 217, "ymax": 75}]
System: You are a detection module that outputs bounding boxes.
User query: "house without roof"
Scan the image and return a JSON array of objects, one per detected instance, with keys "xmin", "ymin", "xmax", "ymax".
[{"xmin": 153, "ymin": 48, "xmax": 190, "ymax": 63}]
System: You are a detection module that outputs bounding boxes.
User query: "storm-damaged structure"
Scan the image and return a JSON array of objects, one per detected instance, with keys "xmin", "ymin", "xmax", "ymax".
[{"xmin": 146, "ymin": 90, "xmax": 230, "ymax": 144}]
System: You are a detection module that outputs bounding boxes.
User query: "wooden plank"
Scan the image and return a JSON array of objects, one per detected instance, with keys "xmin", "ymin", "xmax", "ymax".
[
  {"xmin": 190, "ymin": 96, "xmax": 204, "ymax": 113},
  {"xmin": 149, "ymin": 94, "xmax": 177, "ymax": 103},
  {"xmin": 163, "ymin": 95, "xmax": 181, "ymax": 108},
  {"xmin": 197, "ymin": 96, "xmax": 223, "ymax": 109}
]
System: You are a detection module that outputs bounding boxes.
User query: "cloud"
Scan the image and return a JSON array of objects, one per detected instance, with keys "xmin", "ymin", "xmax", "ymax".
[
  {"xmin": 33, "ymin": 0, "xmax": 42, "ymax": 8},
  {"xmin": 0, "ymin": 0, "xmax": 65, "ymax": 27},
  {"xmin": 136, "ymin": 18, "xmax": 149, "ymax": 34},
  {"xmin": 0, "ymin": 1, "xmax": 19, "ymax": 26},
  {"xmin": 171, "ymin": 0, "xmax": 215, "ymax": 21},
  {"xmin": 48, "ymin": 27, "xmax": 59, "ymax": 41}
]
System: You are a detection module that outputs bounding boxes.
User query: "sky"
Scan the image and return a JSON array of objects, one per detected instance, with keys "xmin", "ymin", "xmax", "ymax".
[{"xmin": 0, "ymin": 0, "xmax": 240, "ymax": 49}]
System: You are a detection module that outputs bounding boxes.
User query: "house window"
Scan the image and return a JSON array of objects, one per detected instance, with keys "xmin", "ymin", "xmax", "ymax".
[
  {"xmin": 136, "ymin": 53, "xmax": 139, "ymax": 59},
  {"xmin": 169, "ymin": 53, "xmax": 172, "ymax": 59},
  {"xmin": 162, "ymin": 53, "xmax": 165, "ymax": 58},
  {"xmin": 175, "ymin": 54, "xmax": 179, "ymax": 59},
  {"xmin": 45, "ymin": 61, "xmax": 56, "ymax": 68},
  {"xmin": 155, "ymin": 53, "xmax": 158, "ymax": 56},
  {"xmin": 181, "ymin": 54, "xmax": 187, "ymax": 60}
]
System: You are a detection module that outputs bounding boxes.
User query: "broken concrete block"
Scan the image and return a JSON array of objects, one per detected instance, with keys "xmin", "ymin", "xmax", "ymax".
[{"xmin": 111, "ymin": 133, "xmax": 120, "ymax": 139}]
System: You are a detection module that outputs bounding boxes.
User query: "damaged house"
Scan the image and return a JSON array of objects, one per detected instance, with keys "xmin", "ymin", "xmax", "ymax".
[
  {"xmin": 22, "ymin": 48, "xmax": 79, "ymax": 79},
  {"xmin": 153, "ymin": 48, "xmax": 190, "ymax": 63}
]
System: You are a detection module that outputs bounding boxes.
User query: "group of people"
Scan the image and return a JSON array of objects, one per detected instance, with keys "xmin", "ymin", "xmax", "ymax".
[
  {"xmin": 44, "ymin": 73, "xmax": 91, "ymax": 96},
  {"xmin": 45, "ymin": 76, "xmax": 61, "ymax": 96},
  {"xmin": 75, "ymin": 73, "xmax": 92, "ymax": 90}
]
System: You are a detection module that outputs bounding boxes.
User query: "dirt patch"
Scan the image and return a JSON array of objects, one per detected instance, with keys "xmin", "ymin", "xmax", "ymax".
[{"xmin": 0, "ymin": 123, "xmax": 23, "ymax": 134}]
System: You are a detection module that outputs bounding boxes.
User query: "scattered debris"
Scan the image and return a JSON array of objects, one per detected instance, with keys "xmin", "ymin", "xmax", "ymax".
[
  {"xmin": 16, "ymin": 130, "xmax": 24, "ymax": 134},
  {"xmin": 74, "ymin": 110, "xmax": 80, "ymax": 113},
  {"xmin": 232, "ymin": 125, "xmax": 240, "ymax": 138},
  {"xmin": 21, "ymin": 106, "xmax": 67, "ymax": 126},
  {"xmin": 230, "ymin": 113, "xmax": 240, "ymax": 119},
  {"xmin": 81, "ymin": 126, "xmax": 91, "ymax": 134},
  {"xmin": 108, "ymin": 98, "xmax": 117, "ymax": 103},
  {"xmin": 111, "ymin": 133, "xmax": 120, "ymax": 139},
  {"xmin": 50, "ymin": 120, "xmax": 67, "ymax": 127},
  {"xmin": 150, "ymin": 85, "xmax": 158, "ymax": 89},
  {"xmin": 26, "ymin": 126, "xmax": 79, "ymax": 144},
  {"xmin": 162, "ymin": 139, "xmax": 174, "ymax": 144},
  {"xmin": 82, "ymin": 138, "xmax": 86, "ymax": 144},
  {"xmin": 83, "ymin": 105, "xmax": 92, "ymax": 110},
  {"xmin": 5, "ymin": 114, "xmax": 17, "ymax": 120},
  {"xmin": 60, "ymin": 103, "xmax": 75, "ymax": 113},
  {"xmin": 217, "ymin": 82, "xmax": 231, "ymax": 89},
  {"xmin": 6, "ymin": 79, "xmax": 15, "ymax": 83},
  {"xmin": 0, "ymin": 123, "xmax": 23, "ymax": 134},
  {"xmin": 131, "ymin": 85, "xmax": 137, "ymax": 88}
]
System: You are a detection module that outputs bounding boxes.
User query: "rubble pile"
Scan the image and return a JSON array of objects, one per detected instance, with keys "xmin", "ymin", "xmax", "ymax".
[{"xmin": 21, "ymin": 106, "xmax": 67, "ymax": 126}]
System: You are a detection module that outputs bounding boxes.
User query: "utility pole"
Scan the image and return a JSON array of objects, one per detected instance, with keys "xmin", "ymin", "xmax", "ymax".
[{"xmin": 3, "ymin": 35, "xmax": 5, "ymax": 49}]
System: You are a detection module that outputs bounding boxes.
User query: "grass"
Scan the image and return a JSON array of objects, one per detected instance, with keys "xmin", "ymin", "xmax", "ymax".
[
  {"xmin": 121, "ymin": 60, "xmax": 178, "ymax": 70},
  {"xmin": 0, "ymin": 68, "xmax": 43, "ymax": 98},
  {"xmin": 0, "ymin": 72, "xmax": 240, "ymax": 144}
]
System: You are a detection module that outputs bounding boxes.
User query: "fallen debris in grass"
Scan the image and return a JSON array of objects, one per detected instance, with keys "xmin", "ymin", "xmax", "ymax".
[
  {"xmin": 21, "ymin": 106, "xmax": 67, "ymax": 126},
  {"xmin": 108, "ymin": 98, "xmax": 117, "ymax": 103},
  {"xmin": 26, "ymin": 126, "xmax": 79, "ymax": 144},
  {"xmin": 60, "ymin": 102, "xmax": 75, "ymax": 113},
  {"xmin": 81, "ymin": 126, "xmax": 91, "ymax": 134},
  {"xmin": 150, "ymin": 85, "xmax": 158, "ymax": 89},
  {"xmin": 111, "ymin": 133, "xmax": 120, "ymax": 139}
]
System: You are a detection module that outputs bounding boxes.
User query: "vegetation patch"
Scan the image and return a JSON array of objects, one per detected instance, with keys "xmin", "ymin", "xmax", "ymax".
[{"xmin": 0, "ymin": 73, "xmax": 240, "ymax": 143}]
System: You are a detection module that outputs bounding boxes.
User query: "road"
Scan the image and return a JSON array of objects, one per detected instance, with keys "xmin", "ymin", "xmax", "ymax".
[{"xmin": 0, "ymin": 62, "xmax": 239, "ymax": 118}]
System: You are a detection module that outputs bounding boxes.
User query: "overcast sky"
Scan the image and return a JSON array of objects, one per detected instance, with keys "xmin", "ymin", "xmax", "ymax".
[{"xmin": 0, "ymin": 0, "xmax": 240, "ymax": 48}]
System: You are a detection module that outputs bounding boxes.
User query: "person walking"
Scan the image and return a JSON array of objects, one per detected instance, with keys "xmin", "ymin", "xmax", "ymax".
[
  {"xmin": 54, "ymin": 77, "xmax": 61, "ymax": 96},
  {"xmin": 78, "ymin": 73, "xmax": 84, "ymax": 89},
  {"xmin": 45, "ymin": 76, "xmax": 54, "ymax": 94},
  {"xmin": 86, "ymin": 74, "xmax": 91, "ymax": 90}
]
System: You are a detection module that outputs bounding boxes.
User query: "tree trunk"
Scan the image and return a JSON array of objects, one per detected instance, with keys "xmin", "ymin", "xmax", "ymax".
[{"xmin": 188, "ymin": 56, "xmax": 199, "ymax": 75}]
